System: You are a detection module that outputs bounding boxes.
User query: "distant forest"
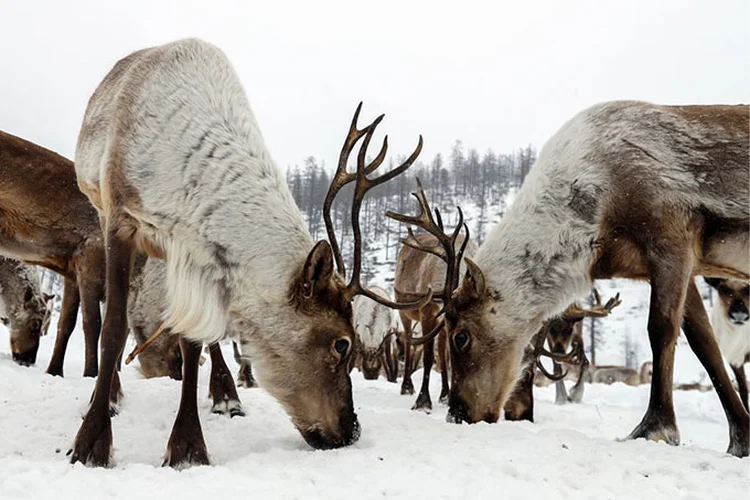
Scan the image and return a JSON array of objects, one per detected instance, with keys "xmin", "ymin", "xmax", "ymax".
[{"xmin": 286, "ymin": 140, "xmax": 537, "ymax": 283}]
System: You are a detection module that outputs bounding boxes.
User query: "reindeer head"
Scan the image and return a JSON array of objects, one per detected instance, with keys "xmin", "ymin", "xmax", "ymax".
[
  {"xmin": 445, "ymin": 282, "xmax": 620, "ymax": 424},
  {"xmin": 705, "ymin": 277, "xmax": 750, "ymax": 326},
  {"xmin": 135, "ymin": 331, "xmax": 183, "ymax": 380},
  {"xmin": 8, "ymin": 287, "xmax": 54, "ymax": 367},
  {"xmin": 251, "ymin": 103, "xmax": 427, "ymax": 450}
]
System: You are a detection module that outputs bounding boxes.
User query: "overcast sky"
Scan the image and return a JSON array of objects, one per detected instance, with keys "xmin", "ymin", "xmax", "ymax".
[{"xmin": 1, "ymin": 0, "xmax": 747, "ymax": 170}]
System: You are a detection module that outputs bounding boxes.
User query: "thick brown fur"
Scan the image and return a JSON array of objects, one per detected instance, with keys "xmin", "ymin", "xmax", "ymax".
[
  {"xmin": 444, "ymin": 102, "xmax": 749, "ymax": 457},
  {"xmin": 0, "ymin": 130, "xmax": 105, "ymax": 378},
  {"xmin": 395, "ymin": 232, "xmax": 477, "ymax": 411}
]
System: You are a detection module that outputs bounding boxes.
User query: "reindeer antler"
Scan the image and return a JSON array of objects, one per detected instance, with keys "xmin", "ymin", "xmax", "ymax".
[
  {"xmin": 384, "ymin": 178, "xmax": 471, "ymax": 346},
  {"xmin": 562, "ymin": 289, "xmax": 622, "ymax": 320},
  {"xmin": 323, "ymin": 103, "xmax": 431, "ymax": 311}
]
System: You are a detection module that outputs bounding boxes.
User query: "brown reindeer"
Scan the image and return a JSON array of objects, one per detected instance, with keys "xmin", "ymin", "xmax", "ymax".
[
  {"xmin": 0, "ymin": 130, "xmax": 105, "ymax": 378},
  {"xmin": 0, "ymin": 257, "xmax": 54, "ymax": 364},
  {"xmin": 588, "ymin": 361, "xmax": 653, "ymax": 386},
  {"xmin": 391, "ymin": 101, "xmax": 749, "ymax": 456},
  {"xmin": 705, "ymin": 277, "xmax": 749, "ymax": 411},
  {"xmin": 68, "ymin": 38, "xmax": 425, "ymax": 467},
  {"xmin": 390, "ymin": 184, "xmax": 476, "ymax": 411}
]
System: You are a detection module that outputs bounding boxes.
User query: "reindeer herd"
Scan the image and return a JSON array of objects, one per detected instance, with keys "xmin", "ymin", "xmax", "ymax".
[{"xmin": 0, "ymin": 38, "xmax": 748, "ymax": 468}]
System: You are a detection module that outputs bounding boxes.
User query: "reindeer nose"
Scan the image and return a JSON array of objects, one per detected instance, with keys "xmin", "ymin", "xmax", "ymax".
[
  {"xmin": 12, "ymin": 350, "xmax": 37, "ymax": 367},
  {"xmin": 729, "ymin": 310, "xmax": 749, "ymax": 324}
]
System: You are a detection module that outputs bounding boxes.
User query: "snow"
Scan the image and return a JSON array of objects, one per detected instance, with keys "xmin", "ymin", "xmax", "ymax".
[{"xmin": 1, "ymin": 313, "xmax": 748, "ymax": 500}]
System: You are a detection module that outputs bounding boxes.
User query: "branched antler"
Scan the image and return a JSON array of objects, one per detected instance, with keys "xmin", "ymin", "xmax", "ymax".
[
  {"xmin": 563, "ymin": 289, "xmax": 622, "ymax": 320},
  {"xmin": 385, "ymin": 178, "xmax": 471, "ymax": 345},
  {"xmin": 323, "ymin": 103, "xmax": 430, "ymax": 311}
]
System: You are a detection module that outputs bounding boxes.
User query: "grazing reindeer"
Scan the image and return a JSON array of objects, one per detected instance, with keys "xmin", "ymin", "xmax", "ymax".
[
  {"xmin": 546, "ymin": 291, "xmax": 621, "ymax": 404},
  {"xmin": 397, "ymin": 101, "xmax": 750, "ymax": 456},
  {"xmin": 705, "ymin": 277, "xmax": 750, "ymax": 411},
  {"xmin": 588, "ymin": 361, "xmax": 653, "ymax": 386},
  {"xmin": 388, "ymin": 181, "xmax": 475, "ymax": 411},
  {"xmin": 503, "ymin": 292, "xmax": 618, "ymax": 422},
  {"xmin": 352, "ymin": 286, "xmax": 398, "ymax": 381},
  {"xmin": 0, "ymin": 257, "xmax": 54, "ymax": 364},
  {"xmin": 0, "ymin": 130, "xmax": 105, "ymax": 378},
  {"xmin": 69, "ymin": 38, "xmax": 425, "ymax": 467},
  {"xmin": 127, "ymin": 253, "xmax": 246, "ymax": 415}
]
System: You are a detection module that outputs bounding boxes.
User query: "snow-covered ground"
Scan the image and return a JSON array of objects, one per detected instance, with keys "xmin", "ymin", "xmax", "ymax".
[{"xmin": 0, "ymin": 312, "xmax": 747, "ymax": 500}]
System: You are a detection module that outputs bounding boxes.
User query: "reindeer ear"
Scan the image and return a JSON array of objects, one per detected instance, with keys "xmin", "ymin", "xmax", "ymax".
[
  {"xmin": 1, "ymin": 317, "xmax": 8, "ymax": 326},
  {"xmin": 302, "ymin": 240, "xmax": 335, "ymax": 298},
  {"xmin": 460, "ymin": 258, "xmax": 486, "ymax": 301},
  {"xmin": 43, "ymin": 293, "xmax": 55, "ymax": 303}
]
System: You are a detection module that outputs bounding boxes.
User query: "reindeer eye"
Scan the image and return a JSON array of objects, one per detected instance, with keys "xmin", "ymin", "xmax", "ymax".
[
  {"xmin": 453, "ymin": 331, "xmax": 470, "ymax": 351},
  {"xmin": 333, "ymin": 339, "xmax": 350, "ymax": 358},
  {"xmin": 30, "ymin": 320, "xmax": 42, "ymax": 334}
]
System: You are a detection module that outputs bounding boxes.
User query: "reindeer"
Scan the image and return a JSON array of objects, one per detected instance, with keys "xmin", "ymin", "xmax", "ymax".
[
  {"xmin": 68, "ymin": 38, "xmax": 425, "ymax": 467},
  {"xmin": 0, "ymin": 257, "xmax": 54, "ymax": 364},
  {"xmin": 0, "ymin": 130, "xmax": 105, "ymax": 378},
  {"xmin": 705, "ymin": 277, "xmax": 750, "ymax": 411},
  {"xmin": 503, "ymin": 292, "xmax": 619, "ymax": 422},
  {"xmin": 394, "ymin": 229, "xmax": 477, "ymax": 411},
  {"xmin": 544, "ymin": 292, "xmax": 620, "ymax": 404},
  {"xmin": 588, "ymin": 361, "xmax": 653, "ymax": 386},
  {"xmin": 352, "ymin": 286, "xmax": 398, "ymax": 381},
  {"xmin": 127, "ymin": 253, "xmax": 246, "ymax": 415},
  {"xmin": 391, "ymin": 101, "xmax": 750, "ymax": 457}
]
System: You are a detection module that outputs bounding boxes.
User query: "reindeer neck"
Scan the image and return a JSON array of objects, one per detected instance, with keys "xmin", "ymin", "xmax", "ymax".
[{"xmin": 475, "ymin": 163, "xmax": 599, "ymax": 326}]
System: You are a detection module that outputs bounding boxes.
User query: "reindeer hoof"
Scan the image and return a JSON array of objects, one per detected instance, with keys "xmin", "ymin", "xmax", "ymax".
[
  {"xmin": 726, "ymin": 424, "xmax": 749, "ymax": 458},
  {"xmin": 237, "ymin": 367, "xmax": 258, "ymax": 388},
  {"xmin": 163, "ymin": 441, "xmax": 210, "ymax": 468},
  {"xmin": 412, "ymin": 393, "xmax": 432, "ymax": 412},
  {"xmin": 438, "ymin": 393, "xmax": 450, "ymax": 405},
  {"xmin": 624, "ymin": 415, "xmax": 680, "ymax": 446},
  {"xmin": 212, "ymin": 399, "xmax": 245, "ymax": 418},
  {"xmin": 400, "ymin": 379, "xmax": 415, "ymax": 396},
  {"xmin": 69, "ymin": 410, "xmax": 113, "ymax": 467}
]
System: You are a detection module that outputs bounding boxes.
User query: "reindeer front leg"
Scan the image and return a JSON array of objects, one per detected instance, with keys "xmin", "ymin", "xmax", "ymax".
[
  {"xmin": 164, "ymin": 337, "xmax": 210, "ymax": 467},
  {"xmin": 438, "ymin": 329, "xmax": 450, "ymax": 404},
  {"xmin": 567, "ymin": 358, "xmax": 587, "ymax": 404},
  {"xmin": 399, "ymin": 314, "xmax": 415, "ymax": 395},
  {"xmin": 682, "ymin": 281, "xmax": 749, "ymax": 457},
  {"xmin": 413, "ymin": 305, "xmax": 440, "ymax": 411},
  {"xmin": 69, "ymin": 227, "xmax": 134, "ymax": 466},
  {"xmin": 208, "ymin": 343, "xmax": 244, "ymax": 417},
  {"xmin": 233, "ymin": 341, "xmax": 257, "ymax": 388},
  {"xmin": 553, "ymin": 361, "xmax": 569, "ymax": 405},
  {"xmin": 625, "ymin": 245, "xmax": 690, "ymax": 447}
]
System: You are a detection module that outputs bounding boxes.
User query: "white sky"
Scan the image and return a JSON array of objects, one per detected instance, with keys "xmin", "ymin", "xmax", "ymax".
[{"xmin": 1, "ymin": 0, "xmax": 748, "ymax": 170}]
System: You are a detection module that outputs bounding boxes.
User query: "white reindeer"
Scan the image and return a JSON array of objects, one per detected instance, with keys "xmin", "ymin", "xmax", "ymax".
[
  {"xmin": 69, "ymin": 38, "xmax": 425, "ymax": 467},
  {"xmin": 352, "ymin": 286, "xmax": 397, "ymax": 380}
]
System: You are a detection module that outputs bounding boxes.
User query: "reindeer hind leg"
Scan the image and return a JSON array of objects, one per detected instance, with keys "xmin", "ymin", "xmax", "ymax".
[{"xmin": 69, "ymin": 224, "xmax": 135, "ymax": 466}]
